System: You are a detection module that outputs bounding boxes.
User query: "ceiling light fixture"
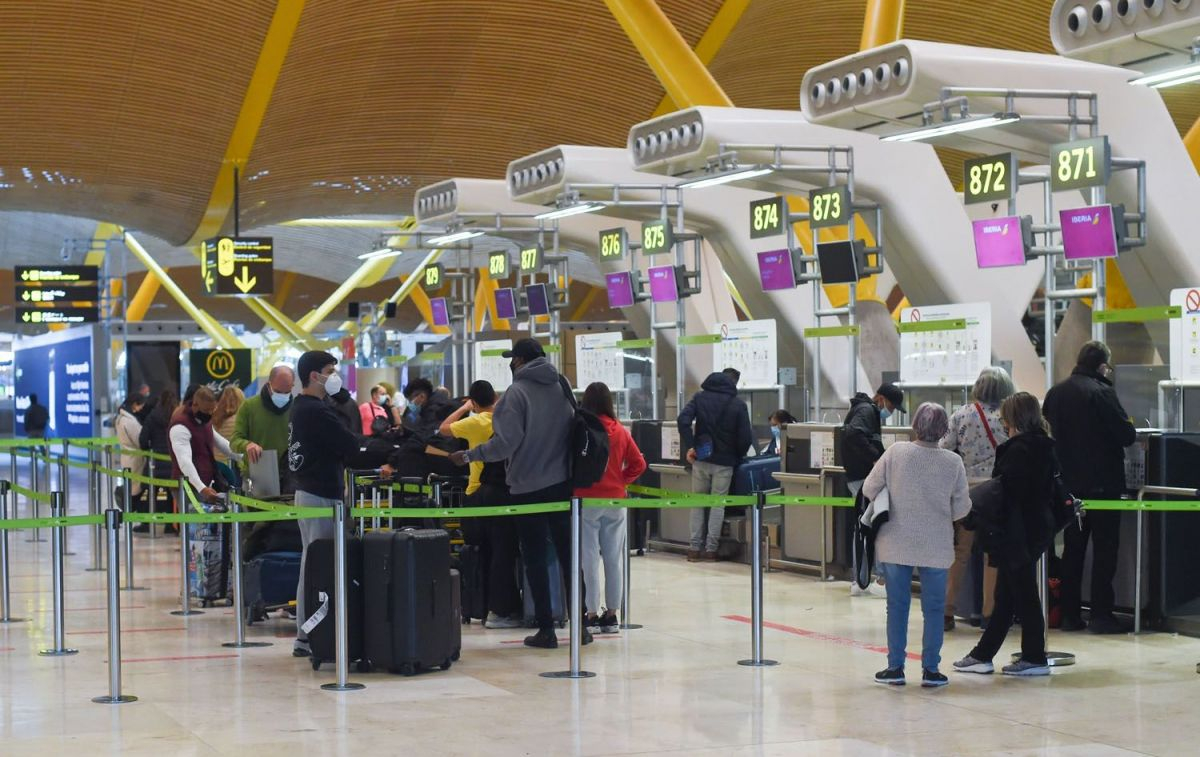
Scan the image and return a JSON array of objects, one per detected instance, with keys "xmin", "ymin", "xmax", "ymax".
[
  {"xmin": 357, "ymin": 247, "xmax": 402, "ymax": 261},
  {"xmin": 1130, "ymin": 61, "xmax": 1200, "ymax": 88},
  {"xmin": 425, "ymin": 230, "xmax": 484, "ymax": 246},
  {"xmin": 534, "ymin": 202, "xmax": 606, "ymax": 221},
  {"xmin": 676, "ymin": 166, "xmax": 773, "ymax": 190},
  {"xmin": 881, "ymin": 113, "xmax": 1021, "ymax": 142}
]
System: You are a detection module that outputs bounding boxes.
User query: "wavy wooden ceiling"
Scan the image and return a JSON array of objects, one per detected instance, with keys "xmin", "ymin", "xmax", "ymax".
[{"xmin": 1, "ymin": 0, "xmax": 1199, "ymax": 268}]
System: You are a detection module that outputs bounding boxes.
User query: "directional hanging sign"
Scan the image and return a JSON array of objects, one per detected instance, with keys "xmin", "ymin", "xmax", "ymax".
[
  {"xmin": 17, "ymin": 306, "xmax": 100, "ymax": 325},
  {"xmin": 15, "ymin": 266, "xmax": 101, "ymax": 324},
  {"xmin": 201, "ymin": 237, "xmax": 274, "ymax": 296}
]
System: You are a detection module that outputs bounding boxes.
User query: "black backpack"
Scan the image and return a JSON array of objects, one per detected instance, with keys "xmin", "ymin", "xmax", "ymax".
[{"xmin": 558, "ymin": 376, "xmax": 611, "ymax": 489}]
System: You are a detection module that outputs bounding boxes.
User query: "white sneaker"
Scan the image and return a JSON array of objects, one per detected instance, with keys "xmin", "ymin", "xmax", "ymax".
[
  {"xmin": 850, "ymin": 582, "xmax": 871, "ymax": 597},
  {"xmin": 867, "ymin": 581, "xmax": 887, "ymax": 598},
  {"xmin": 484, "ymin": 613, "xmax": 523, "ymax": 629}
]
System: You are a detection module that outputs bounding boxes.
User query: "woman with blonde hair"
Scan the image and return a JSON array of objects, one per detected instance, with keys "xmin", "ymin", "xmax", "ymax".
[{"xmin": 212, "ymin": 385, "xmax": 245, "ymax": 485}]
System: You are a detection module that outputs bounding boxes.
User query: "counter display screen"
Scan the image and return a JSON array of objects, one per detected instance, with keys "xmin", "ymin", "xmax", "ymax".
[
  {"xmin": 1060, "ymin": 204, "xmax": 1118, "ymax": 261},
  {"xmin": 494, "ymin": 288, "xmax": 517, "ymax": 320},
  {"xmin": 757, "ymin": 249, "xmax": 796, "ymax": 291},
  {"xmin": 648, "ymin": 265, "xmax": 679, "ymax": 303},
  {"xmin": 525, "ymin": 284, "xmax": 550, "ymax": 316},
  {"xmin": 430, "ymin": 297, "xmax": 450, "ymax": 327},
  {"xmin": 605, "ymin": 271, "xmax": 635, "ymax": 308},
  {"xmin": 972, "ymin": 216, "xmax": 1027, "ymax": 268},
  {"xmin": 815, "ymin": 240, "xmax": 860, "ymax": 284}
]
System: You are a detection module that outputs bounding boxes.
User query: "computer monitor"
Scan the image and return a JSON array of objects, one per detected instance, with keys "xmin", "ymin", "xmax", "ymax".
[
  {"xmin": 525, "ymin": 283, "xmax": 550, "ymax": 316},
  {"xmin": 972, "ymin": 216, "xmax": 1029, "ymax": 269},
  {"xmin": 494, "ymin": 288, "xmax": 517, "ymax": 320},
  {"xmin": 1060, "ymin": 204, "xmax": 1118, "ymax": 261},
  {"xmin": 648, "ymin": 265, "xmax": 680, "ymax": 303},
  {"xmin": 815, "ymin": 239, "xmax": 861, "ymax": 284},
  {"xmin": 757, "ymin": 249, "xmax": 796, "ymax": 291},
  {"xmin": 430, "ymin": 297, "xmax": 450, "ymax": 327},
  {"xmin": 605, "ymin": 271, "xmax": 635, "ymax": 308}
]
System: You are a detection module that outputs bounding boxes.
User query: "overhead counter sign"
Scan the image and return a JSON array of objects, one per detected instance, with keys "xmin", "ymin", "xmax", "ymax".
[
  {"xmin": 15, "ymin": 265, "xmax": 101, "ymax": 325},
  {"xmin": 202, "ymin": 237, "xmax": 274, "ymax": 296},
  {"xmin": 963, "ymin": 152, "xmax": 1016, "ymax": 205}
]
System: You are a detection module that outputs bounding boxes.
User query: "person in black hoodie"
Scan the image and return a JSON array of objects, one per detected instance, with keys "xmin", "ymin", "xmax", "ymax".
[
  {"xmin": 677, "ymin": 368, "xmax": 753, "ymax": 561},
  {"xmin": 1043, "ymin": 341, "xmax": 1137, "ymax": 634},
  {"xmin": 954, "ymin": 392, "xmax": 1058, "ymax": 677},
  {"xmin": 288, "ymin": 350, "xmax": 363, "ymax": 658},
  {"xmin": 381, "ymin": 378, "xmax": 459, "ymax": 481},
  {"xmin": 842, "ymin": 383, "xmax": 904, "ymax": 596},
  {"xmin": 139, "ymin": 389, "xmax": 180, "ymax": 534}
]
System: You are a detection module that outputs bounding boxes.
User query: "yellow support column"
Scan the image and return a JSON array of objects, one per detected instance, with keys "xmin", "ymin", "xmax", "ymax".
[
  {"xmin": 273, "ymin": 270, "xmax": 298, "ymax": 310},
  {"xmin": 860, "ymin": 0, "xmax": 906, "ymax": 50},
  {"xmin": 126, "ymin": 271, "xmax": 163, "ymax": 322},
  {"xmin": 649, "ymin": 0, "xmax": 750, "ymax": 116}
]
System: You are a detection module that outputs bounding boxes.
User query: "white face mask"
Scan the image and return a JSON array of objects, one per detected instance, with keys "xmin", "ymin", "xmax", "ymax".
[
  {"xmin": 376, "ymin": 394, "xmax": 389, "ymax": 406},
  {"xmin": 321, "ymin": 372, "xmax": 343, "ymax": 396},
  {"xmin": 270, "ymin": 391, "xmax": 291, "ymax": 409}
]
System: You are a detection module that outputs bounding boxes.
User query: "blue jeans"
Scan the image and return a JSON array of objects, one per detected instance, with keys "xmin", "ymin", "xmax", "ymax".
[{"xmin": 880, "ymin": 562, "xmax": 948, "ymax": 671}]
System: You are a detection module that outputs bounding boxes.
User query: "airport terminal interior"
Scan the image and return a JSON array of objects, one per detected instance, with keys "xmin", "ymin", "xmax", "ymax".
[{"xmin": 5, "ymin": 1, "xmax": 1200, "ymax": 754}]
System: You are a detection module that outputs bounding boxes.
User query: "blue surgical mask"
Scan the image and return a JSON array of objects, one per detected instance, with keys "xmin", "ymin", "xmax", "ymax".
[
  {"xmin": 271, "ymin": 391, "xmax": 291, "ymax": 409},
  {"xmin": 771, "ymin": 426, "xmax": 781, "ymax": 442},
  {"xmin": 879, "ymin": 407, "xmax": 892, "ymax": 421}
]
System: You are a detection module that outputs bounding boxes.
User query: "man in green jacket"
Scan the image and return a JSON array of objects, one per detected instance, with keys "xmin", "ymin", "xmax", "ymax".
[{"xmin": 230, "ymin": 365, "xmax": 295, "ymax": 491}]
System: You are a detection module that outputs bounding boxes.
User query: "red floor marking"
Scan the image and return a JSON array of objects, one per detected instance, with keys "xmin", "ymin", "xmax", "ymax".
[
  {"xmin": 0, "ymin": 647, "xmax": 14, "ymax": 653},
  {"xmin": 722, "ymin": 615, "xmax": 921, "ymax": 661},
  {"xmin": 72, "ymin": 626, "xmax": 186, "ymax": 635},
  {"xmin": 122, "ymin": 654, "xmax": 240, "ymax": 664}
]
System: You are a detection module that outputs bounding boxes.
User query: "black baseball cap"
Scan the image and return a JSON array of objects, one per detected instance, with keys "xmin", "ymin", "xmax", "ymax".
[
  {"xmin": 877, "ymin": 383, "xmax": 905, "ymax": 413},
  {"xmin": 502, "ymin": 338, "xmax": 545, "ymax": 362}
]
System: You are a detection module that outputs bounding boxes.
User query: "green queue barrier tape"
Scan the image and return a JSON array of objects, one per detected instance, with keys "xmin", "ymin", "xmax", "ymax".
[
  {"xmin": 9, "ymin": 484, "xmax": 52, "ymax": 504},
  {"xmin": 350, "ymin": 502, "xmax": 571, "ymax": 519},
  {"xmin": 0, "ymin": 514, "xmax": 105, "ymax": 531},
  {"xmin": 766, "ymin": 495, "xmax": 856, "ymax": 508},
  {"xmin": 626, "ymin": 483, "xmax": 756, "ymax": 507}
]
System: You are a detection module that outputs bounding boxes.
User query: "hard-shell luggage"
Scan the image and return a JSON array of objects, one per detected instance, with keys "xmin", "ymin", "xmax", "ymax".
[
  {"xmin": 457, "ymin": 543, "xmax": 488, "ymax": 623},
  {"xmin": 449, "ymin": 568, "xmax": 462, "ymax": 661},
  {"xmin": 363, "ymin": 529, "xmax": 457, "ymax": 676},
  {"xmin": 244, "ymin": 551, "xmax": 302, "ymax": 623},
  {"xmin": 302, "ymin": 537, "xmax": 366, "ymax": 671},
  {"xmin": 187, "ymin": 504, "xmax": 230, "ymax": 607},
  {"xmin": 522, "ymin": 546, "xmax": 567, "ymax": 629}
]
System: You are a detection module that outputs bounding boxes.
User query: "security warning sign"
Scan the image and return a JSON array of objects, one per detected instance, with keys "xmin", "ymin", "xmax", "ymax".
[
  {"xmin": 189, "ymin": 348, "xmax": 253, "ymax": 389},
  {"xmin": 202, "ymin": 237, "xmax": 274, "ymax": 296}
]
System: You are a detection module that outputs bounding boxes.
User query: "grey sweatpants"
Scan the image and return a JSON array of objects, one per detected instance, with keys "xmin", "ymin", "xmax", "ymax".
[
  {"xmin": 582, "ymin": 507, "xmax": 626, "ymax": 614},
  {"xmin": 294, "ymin": 489, "xmax": 336, "ymax": 641},
  {"xmin": 690, "ymin": 461, "xmax": 734, "ymax": 553}
]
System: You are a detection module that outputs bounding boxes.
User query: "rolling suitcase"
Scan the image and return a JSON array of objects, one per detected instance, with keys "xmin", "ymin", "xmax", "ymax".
[
  {"xmin": 449, "ymin": 568, "xmax": 462, "ymax": 661},
  {"xmin": 244, "ymin": 551, "xmax": 302, "ymax": 624},
  {"xmin": 302, "ymin": 537, "xmax": 366, "ymax": 671},
  {"xmin": 363, "ymin": 529, "xmax": 456, "ymax": 676},
  {"xmin": 187, "ymin": 503, "xmax": 231, "ymax": 607},
  {"xmin": 457, "ymin": 543, "xmax": 488, "ymax": 624}
]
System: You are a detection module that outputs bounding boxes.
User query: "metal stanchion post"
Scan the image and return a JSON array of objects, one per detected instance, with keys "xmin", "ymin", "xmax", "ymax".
[
  {"xmin": 58, "ymin": 456, "xmax": 76, "ymax": 556},
  {"xmin": 619, "ymin": 505, "xmax": 641, "ymax": 630},
  {"xmin": 371, "ymin": 483, "xmax": 381, "ymax": 532},
  {"xmin": 86, "ymin": 446, "xmax": 104, "ymax": 572},
  {"xmin": 39, "ymin": 492, "xmax": 78, "ymax": 656},
  {"xmin": 171, "ymin": 478, "xmax": 202, "ymax": 616},
  {"xmin": 148, "ymin": 479, "xmax": 158, "ymax": 540},
  {"xmin": 542, "ymin": 497, "xmax": 596, "ymax": 679},
  {"xmin": 92, "ymin": 507, "xmax": 136, "ymax": 704},
  {"xmin": 120, "ymin": 469, "xmax": 147, "ymax": 591},
  {"xmin": 224, "ymin": 494, "xmax": 271, "ymax": 649},
  {"xmin": 0, "ymin": 480, "xmax": 28, "ymax": 623},
  {"xmin": 27, "ymin": 448, "xmax": 45, "ymax": 543},
  {"xmin": 739, "ymin": 491, "xmax": 778, "ymax": 667},
  {"xmin": 321, "ymin": 469, "xmax": 364, "ymax": 692}
]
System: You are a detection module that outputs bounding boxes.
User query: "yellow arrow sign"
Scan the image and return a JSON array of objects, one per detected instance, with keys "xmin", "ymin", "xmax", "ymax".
[
  {"xmin": 234, "ymin": 266, "xmax": 257, "ymax": 294},
  {"xmin": 21, "ymin": 312, "xmax": 30, "ymax": 322},
  {"xmin": 21, "ymin": 291, "xmax": 29, "ymax": 301}
]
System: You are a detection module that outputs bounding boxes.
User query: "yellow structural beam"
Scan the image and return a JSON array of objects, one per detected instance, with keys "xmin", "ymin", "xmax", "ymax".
[
  {"xmin": 280, "ymin": 218, "xmax": 409, "ymax": 228},
  {"xmin": 569, "ymin": 285, "xmax": 601, "ymax": 322},
  {"xmin": 473, "ymin": 273, "xmax": 510, "ymax": 331},
  {"xmin": 184, "ymin": 0, "xmax": 306, "ymax": 246},
  {"xmin": 273, "ymin": 270, "xmax": 297, "ymax": 310},
  {"xmin": 605, "ymin": 0, "xmax": 732, "ymax": 108},
  {"xmin": 650, "ymin": 0, "xmax": 750, "ymax": 117},
  {"xmin": 860, "ymin": 0, "xmax": 906, "ymax": 50},
  {"xmin": 244, "ymin": 296, "xmax": 319, "ymax": 350},
  {"xmin": 126, "ymin": 270, "xmax": 163, "ymax": 322}
]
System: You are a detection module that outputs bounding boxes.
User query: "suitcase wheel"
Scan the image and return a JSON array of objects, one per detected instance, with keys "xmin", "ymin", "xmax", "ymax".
[
  {"xmin": 356, "ymin": 660, "xmax": 372, "ymax": 674},
  {"xmin": 440, "ymin": 659, "xmax": 452, "ymax": 671},
  {"xmin": 400, "ymin": 663, "xmax": 417, "ymax": 677},
  {"xmin": 310, "ymin": 658, "xmax": 321, "ymax": 672},
  {"xmin": 450, "ymin": 650, "xmax": 460, "ymax": 663}
]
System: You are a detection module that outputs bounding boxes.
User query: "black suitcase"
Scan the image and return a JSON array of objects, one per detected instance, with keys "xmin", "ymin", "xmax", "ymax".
[
  {"xmin": 302, "ymin": 537, "xmax": 366, "ymax": 672},
  {"xmin": 457, "ymin": 544, "xmax": 488, "ymax": 623},
  {"xmin": 244, "ymin": 551, "xmax": 302, "ymax": 624},
  {"xmin": 449, "ymin": 568, "xmax": 462, "ymax": 661},
  {"xmin": 363, "ymin": 529, "xmax": 456, "ymax": 676}
]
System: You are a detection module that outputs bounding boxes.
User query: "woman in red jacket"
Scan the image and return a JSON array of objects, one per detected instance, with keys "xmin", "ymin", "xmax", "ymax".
[{"xmin": 575, "ymin": 382, "xmax": 648, "ymax": 633}]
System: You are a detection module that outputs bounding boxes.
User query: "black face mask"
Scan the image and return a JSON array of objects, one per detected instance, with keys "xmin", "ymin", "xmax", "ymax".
[
  {"xmin": 193, "ymin": 411, "xmax": 212, "ymax": 425},
  {"xmin": 509, "ymin": 360, "xmax": 519, "ymax": 375}
]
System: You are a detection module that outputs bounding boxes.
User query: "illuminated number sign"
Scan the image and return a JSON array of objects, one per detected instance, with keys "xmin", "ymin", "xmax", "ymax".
[
  {"xmin": 808, "ymin": 186, "xmax": 850, "ymax": 229},
  {"xmin": 640, "ymin": 219, "xmax": 674, "ymax": 255},
  {"xmin": 599, "ymin": 228, "xmax": 627, "ymax": 259},
  {"xmin": 487, "ymin": 251, "xmax": 509, "ymax": 280},
  {"xmin": 1050, "ymin": 136, "xmax": 1110, "ymax": 192},
  {"xmin": 963, "ymin": 152, "xmax": 1016, "ymax": 205},
  {"xmin": 422, "ymin": 263, "xmax": 443, "ymax": 292},
  {"xmin": 749, "ymin": 196, "xmax": 784, "ymax": 239},
  {"xmin": 518, "ymin": 244, "xmax": 543, "ymax": 273}
]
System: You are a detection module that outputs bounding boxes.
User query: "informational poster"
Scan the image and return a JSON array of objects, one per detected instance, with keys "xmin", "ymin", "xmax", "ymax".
[
  {"xmin": 575, "ymin": 332, "xmax": 625, "ymax": 391},
  {"xmin": 809, "ymin": 430, "xmax": 835, "ymax": 469},
  {"xmin": 899, "ymin": 303, "xmax": 991, "ymax": 385},
  {"xmin": 474, "ymin": 339, "xmax": 512, "ymax": 393},
  {"xmin": 13, "ymin": 326, "xmax": 95, "ymax": 438},
  {"xmin": 713, "ymin": 319, "xmax": 778, "ymax": 389},
  {"xmin": 661, "ymin": 424, "xmax": 680, "ymax": 462},
  {"xmin": 1169, "ymin": 287, "xmax": 1200, "ymax": 381}
]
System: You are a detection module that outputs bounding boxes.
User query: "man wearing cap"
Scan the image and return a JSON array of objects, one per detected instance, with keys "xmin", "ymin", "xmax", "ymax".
[
  {"xmin": 449, "ymin": 338, "xmax": 590, "ymax": 650},
  {"xmin": 841, "ymin": 383, "xmax": 904, "ymax": 597}
]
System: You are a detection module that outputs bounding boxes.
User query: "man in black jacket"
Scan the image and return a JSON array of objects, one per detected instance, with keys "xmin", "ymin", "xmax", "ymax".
[
  {"xmin": 1043, "ymin": 341, "xmax": 1137, "ymax": 634},
  {"xmin": 841, "ymin": 383, "xmax": 903, "ymax": 597},
  {"xmin": 677, "ymin": 369, "xmax": 753, "ymax": 561},
  {"xmin": 381, "ymin": 378, "xmax": 459, "ymax": 481},
  {"xmin": 23, "ymin": 394, "xmax": 49, "ymax": 439}
]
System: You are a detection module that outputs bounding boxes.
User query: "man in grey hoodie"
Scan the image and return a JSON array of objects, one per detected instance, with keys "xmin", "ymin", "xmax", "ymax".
[{"xmin": 451, "ymin": 338, "xmax": 591, "ymax": 649}]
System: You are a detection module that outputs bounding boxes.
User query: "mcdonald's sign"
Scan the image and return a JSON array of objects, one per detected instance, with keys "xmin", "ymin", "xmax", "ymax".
[{"xmin": 189, "ymin": 348, "xmax": 252, "ymax": 390}]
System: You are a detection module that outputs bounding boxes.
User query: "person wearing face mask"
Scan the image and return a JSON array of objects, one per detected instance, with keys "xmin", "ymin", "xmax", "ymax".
[
  {"xmin": 380, "ymin": 378, "xmax": 458, "ymax": 480},
  {"xmin": 230, "ymin": 364, "xmax": 296, "ymax": 492},
  {"xmin": 841, "ymin": 382, "xmax": 905, "ymax": 597},
  {"xmin": 358, "ymin": 384, "xmax": 392, "ymax": 436},
  {"xmin": 1043, "ymin": 341, "xmax": 1137, "ymax": 634},
  {"xmin": 168, "ymin": 386, "xmax": 237, "ymax": 505},
  {"xmin": 288, "ymin": 351, "xmax": 366, "ymax": 657},
  {"xmin": 763, "ymin": 410, "xmax": 797, "ymax": 456}
]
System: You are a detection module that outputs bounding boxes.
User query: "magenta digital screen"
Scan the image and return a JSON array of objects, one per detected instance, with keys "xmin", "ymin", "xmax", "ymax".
[
  {"xmin": 1059, "ymin": 204, "xmax": 1118, "ymax": 261},
  {"xmin": 525, "ymin": 284, "xmax": 550, "ymax": 316},
  {"xmin": 430, "ymin": 297, "xmax": 450, "ymax": 327},
  {"xmin": 605, "ymin": 271, "xmax": 635, "ymax": 308},
  {"xmin": 494, "ymin": 288, "xmax": 517, "ymax": 320},
  {"xmin": 972, "ymin": 216, "xmax": 1026, "ymax": 269},
  {"xmin": 648, "ymin": 265, "xmax": 678, "ymax": 303},
  {"xmin": 757, "ymin": 249, "xmax": 795, "ymax": 291}
]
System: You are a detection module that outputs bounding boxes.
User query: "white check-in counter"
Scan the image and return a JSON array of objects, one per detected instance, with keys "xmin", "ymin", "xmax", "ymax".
[
  {"xmin": 775, "ymin": 468, "xmax": 846, "ymax": 579},
  {"xmin": 649, "ymin": 463, "xmax": 693, "ymax": 547}
]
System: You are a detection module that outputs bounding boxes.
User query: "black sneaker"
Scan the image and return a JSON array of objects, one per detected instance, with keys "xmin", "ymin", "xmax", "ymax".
[
  {"xmin": 132, "ymin": 523, "xmax": 150, "ymax": 534},
  {"xmin": 874, "ymin": 667, "xmax": 905, "ymax": 686},
  {"xmin": 292, "ymin": 639, "xmax": 311, "ymax": 658},
  {"xmin": 580, "ymin": 628, "xmax": 594, "ymax": 646},
  {"xmin": 1059, "ymin": 615, "xmax": 1088, "ymax": 632},
  {"xmin": 523, "ymin": 629, "xmax": 558, "ymax": 649},
  {"xmin": 1087, "ymin": 614, "xmax": 1131, "ymax": 635},
  {"xmin": 599, "ymin": 611, "xmax": 619, "ymax": 634},
  {"xmin": 922, "ymin": 669, "xmax": 949, "ymax": 688}
]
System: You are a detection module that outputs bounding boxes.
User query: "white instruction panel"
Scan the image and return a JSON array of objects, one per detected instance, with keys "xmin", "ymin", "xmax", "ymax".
[
  {"xmin": 1169, "ymin": 287, "xmax": 1200, "ymax": 381},
  {"xmin": 661, "ymin": 424, "xmax": 681, "ymax": 462},
  {"xmin": 575, "ymin": 332, "xmax": 625, "ymax": 390},
  {"xmin": 474, "ymin": 339, "xmax": 513, "ymax": 392},
  {"xmin": 809, "ymin": 431, "xmax": 836, "ymax": 469},
  {"xmin": 713, "ymin": 319, "xmax": 778, "ymax": 389},
  {"xmin": 899, "ymin": 303, "xmax": 991, "ymax": 386}
]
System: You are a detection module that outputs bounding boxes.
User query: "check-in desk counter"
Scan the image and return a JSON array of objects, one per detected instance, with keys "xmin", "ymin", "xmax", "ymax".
[{"xmin": 649, "ymin": 463, "xmax": 694, "ymax": 547}]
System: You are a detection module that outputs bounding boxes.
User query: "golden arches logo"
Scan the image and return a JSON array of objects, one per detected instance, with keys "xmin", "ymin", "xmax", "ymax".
[{"xmin": 205, "ymin": 350, "xmax": 236, "ymax": 380}]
